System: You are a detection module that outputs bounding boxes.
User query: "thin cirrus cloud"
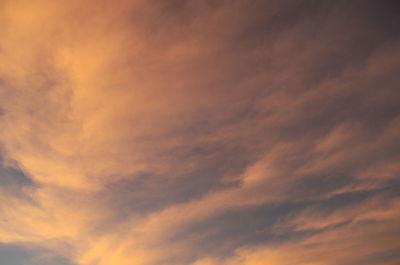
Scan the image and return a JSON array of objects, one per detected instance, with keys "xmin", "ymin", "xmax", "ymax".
[{"xmin": 0, "ymin": 0, "xmax": 399, "ymax": 265}]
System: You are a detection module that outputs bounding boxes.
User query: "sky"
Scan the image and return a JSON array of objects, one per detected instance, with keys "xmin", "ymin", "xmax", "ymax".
[{"xmin": 0, "ymin": 0, "xmax": 400, "ymax": 265}]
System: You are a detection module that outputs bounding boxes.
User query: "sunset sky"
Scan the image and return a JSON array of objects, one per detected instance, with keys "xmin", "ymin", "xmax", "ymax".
[{"xmin": 1, "ymin": 1, "xmax": 400, "ymax": 265}]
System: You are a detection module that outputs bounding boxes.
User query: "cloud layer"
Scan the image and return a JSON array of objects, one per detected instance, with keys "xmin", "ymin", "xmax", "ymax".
[{"xmin": 1, "ymin": 1, "xmax": 399, "ymax": 265}]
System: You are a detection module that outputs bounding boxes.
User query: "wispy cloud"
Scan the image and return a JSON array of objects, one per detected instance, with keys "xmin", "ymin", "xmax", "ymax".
[{"xmin": 0, "ymin": 1, "xmax": 399, "ymax": 265}]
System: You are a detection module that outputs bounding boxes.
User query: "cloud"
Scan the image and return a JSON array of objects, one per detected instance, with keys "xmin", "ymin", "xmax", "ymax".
[
  {"xmin": 0, "ymin": 1, "xmax": 399, "ymax": 265},
  {"xmin": 192, "ymin": 195, "xmax": 400, "ymax": 265}
]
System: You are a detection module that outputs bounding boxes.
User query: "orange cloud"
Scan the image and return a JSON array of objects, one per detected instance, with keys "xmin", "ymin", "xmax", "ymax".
[{"xmin": 0, "ymin": 1, "xmax": 399, "ymax": 265}]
